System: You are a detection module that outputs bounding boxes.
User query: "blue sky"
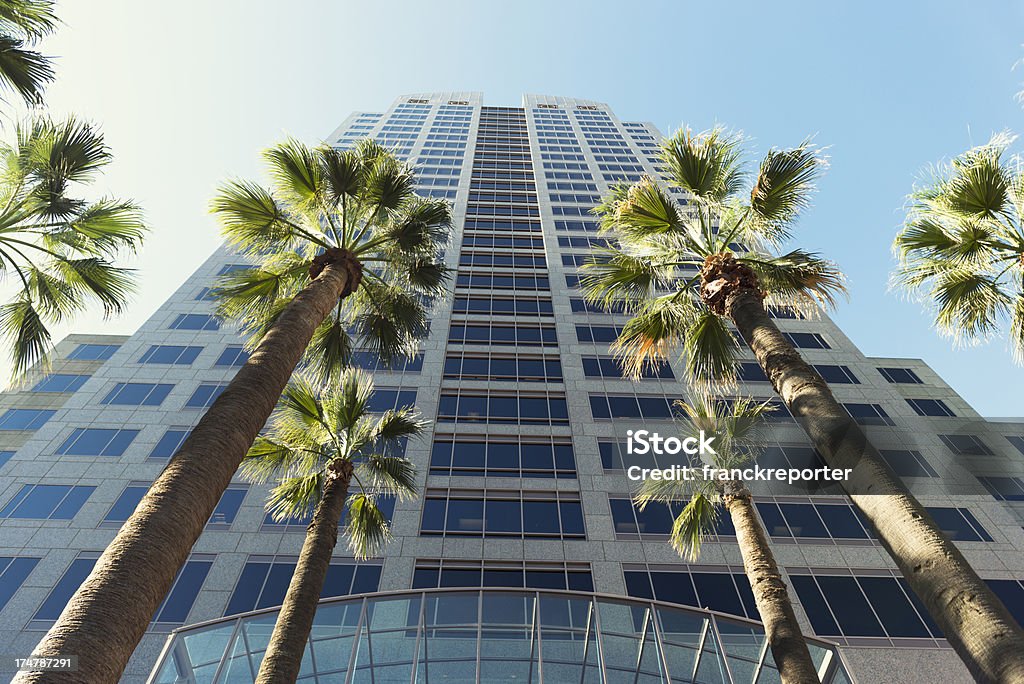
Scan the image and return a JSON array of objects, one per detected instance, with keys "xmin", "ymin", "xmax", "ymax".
[{"xmin": 28, "ymin": 0, "xmax": 1024, "ymax": 415}]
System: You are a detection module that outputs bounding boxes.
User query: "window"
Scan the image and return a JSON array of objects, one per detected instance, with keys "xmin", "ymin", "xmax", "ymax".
[
  {"xmin": 33, "ymin": 555, "xmax": 211, "ymax": 626},
  {"xmin": 878, "ymin": 367, "xmax": 924, "ymax": 384},
  {"xmin": 139, "ymin": 345, "xmax": 202, "ymax": 365},
  {"xmin": 214, "ymin": 346, "xmax": 249, "ymax": 367},
  {"xmin": 589, "ymin": 394, "xmax": 678, "ymax": 420},
  {"xmin": 927, "ymin": 507, "xmax": 992, "ymax": 542},
  {"xmin": 152, "ymin": 558, "xmax": 214, "ymax": 625},
  {"xmin": 738, "ymin": 363, "xmax": 769, "ymax": 382},
  {"xmin": 103, "ymin": 483, "xmax": 247, "ymax": 530},
  {"xmin": 149, "ymin": 428, "xmax": 192, "ymax": 460},
  {"xmin": 0, "ymin": 409, "xmax": 55, "ymax": 431},
  {"xmin": 349, "ymin": 351, "xmax": 424, "ymax": 373},
  {"xmin": 624, "ymin": 568, "xmax": 759, "ymax": 621},
  {"xmin": 452, "ymin": 296, "xmax": 553, "ymax": 316},
  {"xmin": 576, "ymin": 325, "xmax": 623, "ymax": 343},
  {"xmin": 939, "ymin": 434, "xmax": 993, "ymax": 456},
  {"xmin": 67, "ymin": 343, "xmax": 119, "ymax": 360},
  {"xmin": 813, "ymin": 365, "xmax": 860, "ymax": 384},
  {"xmin": 367, "ymin": 389, "xmax": 416, "ymax": 413},
  {"xmin": 449, "ymin": 322, "xmax": 557, "ymax": 347},
  {"xmin": 610, "ymin": 498, "xmax": 734, "ymax": 538},
  {"xmin": 0, "ymin": 557, "xmax": 38, "ymax": 611},
  {"xmin": 758, "ymin": 446, "xmax": 843, "ymax": 494},
  {"xmin": 1007, "ymin": 436, "xmax": 1024, "ymax": 456},
  {"xmin": 781, "ymin": 332, "xmax": 831, "ymax": 349},
  {"xmin": 31, "ymin": 373, "xmax": 90, "ymax": 393},
  {"xmin": 0, "ymin": 484, "xmax": 95, "ymax": 519},
  {"xmin": 56, "ymin": 428, "xmax": 139, "ymax": 457},
  {"xmin": 168, "ymin": 314, "xmax": 220, "ymax": 331},
  {"xmin": 0, "ymin": 451, "xmax": 13, "ymax": 469},
  {"xmin": 185, "ymin": 383, "xmax": 228, "ymax": 408},
  {"xmin": 217, "ymin": 263, "xmax": 252, "ymax": 275},
  {"xmin": 34, "ymin": 556, "xmax": 96, "ymax": 621},
  {"xmin": 431, "ymin": 437, "xmax": 576, "ymax": 478},
  {"xmin": 976, "ymin": 476, "xmax": 1024, "ymax": 501},
  {"xmin": 878, "ymin": 449, "xmax": 938, "ymax": 478},
  {"xmin": 263, "ymin": 494, "xmax": 395, "ymax": 530},
  {"xmin": 842, "ymin": 403, "xmax": 895, "ymax": 426},
  {"xmin": 444, "ymin": 353, "xmax": 562, "ymax": 383},
  {"xmin": 437, "ymin": 391, "xmax": 568, "ymax": 425},
  {"xmin": 421, "ymin": 490, "xmax": 584, "ymax": 539},
  {"xmin": 906, "ymin": 398, "xmax": 956, "ymax": 417},
  {"xmin": 756, "ymin": 501, "xmax": 870, "ymax": 540},
  {"xmin": 101, "ymin": 383, "xmax": 173, "ymax": 406},
  {"xmin": 413, "ymin": 560, "xmax": 593, "ymax": 592},
  {"xmin": 225, "ymin": 559, "xmax": 381, "ymax": 616},
  {"xmin": 790, "ymin": 573, "xmax": 942, "ymax": 639},
  {"xmin": 582, "ymin": 356, "xmax": 673, "ymax": 380}
]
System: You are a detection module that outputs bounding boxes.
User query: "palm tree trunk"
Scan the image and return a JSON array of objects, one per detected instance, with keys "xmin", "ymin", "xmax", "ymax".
[
  {"xmin": 726, "ymin": 287, "xmax": 1024, "ymax": 684},
  {"xmin": 15, "ymin": 251, "xmax": 363, "ymax": 684},
  {"xmin": 255, "ymin": 462, "xmax": 353, "ymax": 684},
  {"xmin": 724, "ymin": 481, "xmax": 819, "ymax": 684}
]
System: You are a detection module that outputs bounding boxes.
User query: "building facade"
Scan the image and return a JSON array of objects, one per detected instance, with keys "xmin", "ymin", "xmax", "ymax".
[{"xmin": 0, "ymin": 93, "xmax": 1022, "ymax": 683}]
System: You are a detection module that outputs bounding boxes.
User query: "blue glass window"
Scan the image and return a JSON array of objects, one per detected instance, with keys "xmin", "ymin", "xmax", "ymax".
[
  {"xmin": 31, "ymin": 374, "xmax": 90, "ymax": 392},
  {"xmin": 0, "ymin": 409, "xmax": 55, "ymax": 430},
  {"xmin": 906, "ymin": 398, "xmax": 956, "ymax": 417},
  {"xmin": 149, "ymin": 428, "xmax": 192, "ymax": 460},
  {"xmin": 152, "ymin": 559, "xmax": 214, "ymax": 624},
  {"xmin": 101, "ymin": 383, "xmax": 173, "ymax": 406},
  {"xmin": 67, "ymin": 343, "xmax": 119, "ymax": 360},
  {"xmin": 214, "ymin": 346, "xmax": 249, "ymax": 367},
  {"xmin": 139, "ymin": 345, "xmax": 203, "ymax": 365},
  {"xmin": 0, "ymin": 484, "xmax": 95, "ymax": 519},
  {"xmin": 0, "ymin": 557, "xmax": 38, "ymax": 611},
  {"xmin": 34, "ymin": 557, "xmax": 96, "ymax": 620},
  {"xmin": 56, "ymin": 428, "xmax": 139, "ymax": 456},
  {"xmin": 185, "ymin": 383, "xmax": 228, "ymax": 408},
  {"xmin": 0, "ymin": 451, "xmax": 13, "ymax": 469},
  {"xmin": 104, "ymin": 484, "xmax": 247, "ymax": 530},
  {"xmin": 168, "ymin": 314, "xmax": 220, "ymax": 331},
  {"xmin": 224, "ymin": 560, "xmax": 381, "ymax": 615}
]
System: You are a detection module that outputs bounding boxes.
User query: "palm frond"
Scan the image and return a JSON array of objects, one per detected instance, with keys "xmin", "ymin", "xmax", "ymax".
[
  {"xmin": 660, "ymin": 127, "xmax": 745, "ymax": 203},
  {"xmin": 670, "ymin": 492, "xmax": 720, "ymax": 562},
  {"xmin": 749, "ymin": 141, "xmax": 826, "ymax": 237},
  {"xmin": 343, "ymin": 494, "xmax": 393, "ymax": 559},
  {"xmin": 0, "ymin": 296, "xmax": 48, "ymax": 376},
  {"xmin": 354, "ymin": 453, "xmax": 418, "ymax": 500},
  {"xmin": 610, "ymin": 294, "xmax": 699, "ymax": 379},
  {"xmin": 681, "ymin": 308, "xmax": 741, "ymax": 387},
  {"xmin": 0, "ymin": 34, "xmax": 52, "ymax": 105},
  {"xmin": 744, "ymin": 250, "xmax": 846, "ymax": 311},
  {"xmin": 0, "ymin": 1, "xmax": 58, "ymax": 40},
  {"xmin": 266, "ymin": 473, "xmax": 323, "ymax": 522}
]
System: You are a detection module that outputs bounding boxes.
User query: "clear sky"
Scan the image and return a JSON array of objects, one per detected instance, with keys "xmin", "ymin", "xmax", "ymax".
[{"xmin": 17, "ymin": 0, "xmax": 1024, "ymax": 415}]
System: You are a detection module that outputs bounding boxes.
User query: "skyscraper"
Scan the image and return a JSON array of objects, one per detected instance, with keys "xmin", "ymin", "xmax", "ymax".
[{"xmin": 0, "ymin": 93, "xmax": 1021, "ymax": 683}]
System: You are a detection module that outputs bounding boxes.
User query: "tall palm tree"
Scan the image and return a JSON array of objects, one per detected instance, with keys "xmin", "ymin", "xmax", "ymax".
[
  {"xmin": 241, "ymin": 370, "xmax": 424, "ymax": 684},
  {"xmin": 19, "ymin": 139, "xmax": 452, "ymax": 684},
  {"xmin": 582, "ymin": 127, "xmax": 1024, "ymax": 683},
  {"xmin": 0, "ymin": 116, "xmax": 145, "ymax": 377},
  {"xmin": 894, "ymin": 132, "xmax": 1024, "ymax": 364},
  {"xmin": 0, "ymin": 0, "xmax": 56, "ymax": 107},
  {"xmin": 635, "ymin": 396, "xmax": 820, "ymax": 684}
]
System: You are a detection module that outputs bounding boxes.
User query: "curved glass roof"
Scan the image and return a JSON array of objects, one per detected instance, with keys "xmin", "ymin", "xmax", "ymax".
[{"xmin": 150, "ymin": 588, "xmax": 854, "ymax": 683}]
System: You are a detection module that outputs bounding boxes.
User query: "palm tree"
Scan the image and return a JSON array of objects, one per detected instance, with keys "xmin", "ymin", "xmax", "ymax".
[
  {"xmin": 636, "ymin": 395, "xmax": 820, "ymax": 683},
  {"xmin": 19, "ymin": 139, "xmax": 452, "ymax": 684},
  {"xmin": 894, "ymin": 132, "xmax": 1024, "ymax": 364},
  {"xmin": 0, "ymin": 116, "xmax": 145, "ymax": 377},
  {"xmin": 241, "ymin": 370, "xmax": 424, "ymax": 684},
  {"xmin": 582, "ymin": 127, "xmax": 1024, "ymax": 683},
  {"xmin": 0, "ymin": 0, "xmax": 57, "ymax": 106}
]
